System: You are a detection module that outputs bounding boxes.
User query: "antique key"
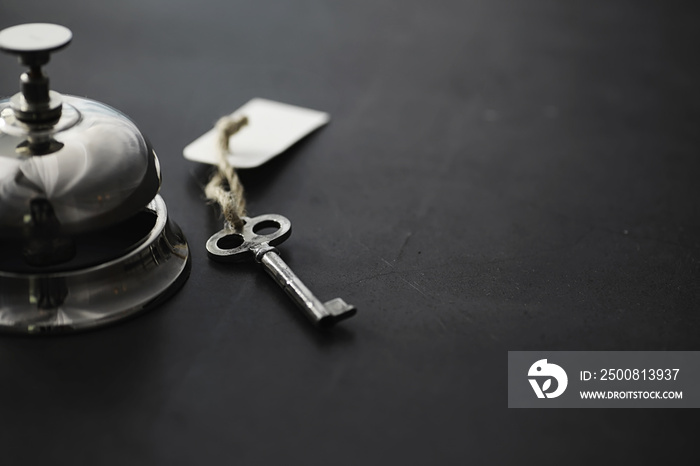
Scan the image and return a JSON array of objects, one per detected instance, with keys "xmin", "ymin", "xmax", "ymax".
[{"xmin": 206, "ymin": 214, "xmax": 357, "ymax": 327}]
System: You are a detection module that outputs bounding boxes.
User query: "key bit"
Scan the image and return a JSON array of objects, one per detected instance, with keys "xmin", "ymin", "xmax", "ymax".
[{"xmin": 206, "ymin": 214, "xmax": 357, "ymax": 327}]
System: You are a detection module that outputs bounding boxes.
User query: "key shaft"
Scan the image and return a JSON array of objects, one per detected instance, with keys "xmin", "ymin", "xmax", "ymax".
[{"xmin": 260, "ymin": 250, "xmax": 356, "ymax": 327}]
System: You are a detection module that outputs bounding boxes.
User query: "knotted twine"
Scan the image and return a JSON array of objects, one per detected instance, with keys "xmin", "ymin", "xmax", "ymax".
[{"xmin": 204, "ymin": 115, "xmax": 249, "ymax": 231}]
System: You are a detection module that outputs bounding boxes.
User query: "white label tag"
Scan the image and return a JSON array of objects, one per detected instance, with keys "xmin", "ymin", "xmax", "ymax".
[{"xmin": 183, "ymin": 98, "xmax": 330, "ymax": 168}]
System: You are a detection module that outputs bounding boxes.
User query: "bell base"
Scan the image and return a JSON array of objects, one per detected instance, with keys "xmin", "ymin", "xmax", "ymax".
[{"xmin": 0, "ymin": 195, "xmax": 190, "ymax": 334}]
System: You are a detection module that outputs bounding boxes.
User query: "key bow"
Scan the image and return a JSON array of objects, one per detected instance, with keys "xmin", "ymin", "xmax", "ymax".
[{"xmin": 206, "ymin": 213, "xmax": 292, "ymax": 263}]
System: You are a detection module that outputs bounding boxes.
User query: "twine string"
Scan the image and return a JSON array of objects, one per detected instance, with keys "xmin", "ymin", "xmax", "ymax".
[{"xmin": 204, "ymin": 115, "xmax": 249, "ymax": 231}]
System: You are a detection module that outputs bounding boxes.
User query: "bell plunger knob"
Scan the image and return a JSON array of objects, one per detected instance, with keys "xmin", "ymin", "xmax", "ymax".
[{"xmin": 0, "ymin": 23, "xmax": 72, "ymax": 124}]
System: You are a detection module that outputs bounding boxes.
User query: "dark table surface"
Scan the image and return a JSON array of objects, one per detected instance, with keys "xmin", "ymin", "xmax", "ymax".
[{"xmin": 1, "ymin": 0, "xmax": 698, "ymax": 464}]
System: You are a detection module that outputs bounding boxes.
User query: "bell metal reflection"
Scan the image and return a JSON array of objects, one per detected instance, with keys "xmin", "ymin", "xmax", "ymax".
[{"xmin": 0, "ymin": 23, "xmax": 190, "ymax": 333}]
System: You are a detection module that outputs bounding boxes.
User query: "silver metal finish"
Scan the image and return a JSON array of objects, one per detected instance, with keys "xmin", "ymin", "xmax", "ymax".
[
  {"xmin": 0, "ymin": 195, "xmax": 190, "ymax": 333},
  {"xmin": 0, "ymin": 23, "xmax": 161, "ymax": 236},
  {"xmin": 0, "ymin": 24, "xmax": 72, "ymax": 124},
  {"xmin": 0, "ymin": 23, "xmax": 190, "ymax": 333},
  {"xmin": 0, "ymin": 95, "xmax": 162, "ymax": 236},
  {"xmin": 207, "ymin": 214, "xmax": 356, "ymax": 327},
  {"xmin": 0, "ymin": 23, "xmax": 72, "ymax": 54}
]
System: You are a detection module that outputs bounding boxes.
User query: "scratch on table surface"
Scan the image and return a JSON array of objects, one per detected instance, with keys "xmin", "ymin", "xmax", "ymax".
[
  {"xmin": 381, "ymin": 257, "xmax": 394, "ymax": 268},
  {"xmin": 400, "ymin": 276, "xmax": 429, "ymax": 300},
  {"xmin": 395, "ymin": 231, "xmax": 413, "ymax": 262},
  {"xmin": 346, "ymin": 259, "xmax": 432, "ymax": 301},
  {"xmin": 345, "ymin": 270, "xmax": 397, "ymax": 286}
]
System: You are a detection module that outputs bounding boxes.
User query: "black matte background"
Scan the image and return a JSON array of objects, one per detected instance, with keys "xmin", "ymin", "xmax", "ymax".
[{"xmin": 1, "ymin": 0, "xmax": 698, "ymax": 464}]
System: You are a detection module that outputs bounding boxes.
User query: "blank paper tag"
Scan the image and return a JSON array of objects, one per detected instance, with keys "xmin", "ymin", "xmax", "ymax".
[{"xmin": 183, "ymin": 98, "xmax": 330, "ymax": 168}]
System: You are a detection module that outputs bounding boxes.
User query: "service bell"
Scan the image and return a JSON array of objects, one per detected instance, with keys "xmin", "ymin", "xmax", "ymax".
[{"xmin": 0, "ymin": 23, "xmax": 190, "ymax": 333}]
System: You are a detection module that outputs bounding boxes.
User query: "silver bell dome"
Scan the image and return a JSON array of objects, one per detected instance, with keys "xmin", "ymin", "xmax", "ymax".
[
  {"xmin": 0, "ymin": 23, "xmax": 190, "ymax": 333},
  {"xmin": 0, "ymin": 96, "xmax": 161, "ymax": 236}
]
